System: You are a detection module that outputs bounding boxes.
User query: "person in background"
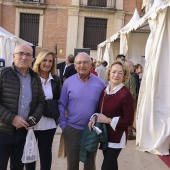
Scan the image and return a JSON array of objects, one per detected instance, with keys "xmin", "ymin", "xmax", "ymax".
[
  {"xmin": 95, "ymin": 60, "xmax": 108, "ymax": 85},
  {"xmin": 0, "ymin": 44, "xmax": 45, "ymax": 170},
  {"xmin": 93, "ymin": 59, "xmax": 97, "ymax": 67},
  {"xmin": 62, "ymin": 55, "xmax": 77, "ymax": 82},
  {"xmin": 57, "ymin": 54, "xmax": 74, "ymax": 84},
  {"xmin": 89, "ymin": 61, "xmax": 134, "ymax": 170},
  {"xmin": 25, "ymin": 50, "xmax": 61, "ymax": 170},
  {"xmin": 132, "ymin": 64, "xmax": 143, "ymax": 101},
  {"xmin": 59, "ymin": 52, "xmax": 105, "ymax": 170},
  {"xmin": 124, "ymin": 60, "xmax": 137, "ymax": 102},
  {"xmin": 90, "ymin": 58, "xmax": 98, "ymax": 76},
  {"xmin": 96, "ymin": 61, "xmax": 101, "ymax": 67},
  {"xmin": 57, "ymin": 60, "xmax": 66, "ymax": 80},
  {"xmin": 116, "ymin": 54, "xmax": 126, "ymax": 64},
  {"xmin": 124, "ymin": 60, "xmax": 137, "ymax": 140}
]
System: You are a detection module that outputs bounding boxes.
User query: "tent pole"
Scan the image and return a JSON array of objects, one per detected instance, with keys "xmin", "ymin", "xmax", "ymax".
[{"xmin": 114, "ymin": 0, "xmax": 116, "ymax": 9}]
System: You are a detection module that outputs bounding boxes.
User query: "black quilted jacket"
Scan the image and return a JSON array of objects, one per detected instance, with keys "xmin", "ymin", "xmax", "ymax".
[{"xmin": 0, "ymin": 65, "xmax": 45, "ymax": 134}]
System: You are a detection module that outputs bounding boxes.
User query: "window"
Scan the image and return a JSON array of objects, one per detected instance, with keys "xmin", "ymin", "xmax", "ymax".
[
  {"xmin": 20, "ymin": 13, "xmax": 39, "ymax": 46},
  {"xmin": 87, "ymin": 0, "xmax": 107, "ymax": 7},
  {"xmin": 15, "ymin": 8, "xmax": 44, "ymax": 47},
  {"xmin": 83, "ymin": 18, "xmax": 107, "ymax": 50}
]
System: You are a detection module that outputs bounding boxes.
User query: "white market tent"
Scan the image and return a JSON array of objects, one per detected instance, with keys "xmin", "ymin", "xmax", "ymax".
[
  {"xmin": 98, "ymin": 0, "xmax": 170, "ymax": 156},
  {"xmin": 136, "ymin": 0, "xmax": 170, "ymax": 156},
  {"xmin": 0, "ymin": 27, "xmax": 33, "ymax": 66},
  {"xmin": 97, "ymin": 31, "xmax": 120, "ymax": 66},
  {"xmin": 97, "ymin": 8, "xmax": 150, "ymax": 66}
]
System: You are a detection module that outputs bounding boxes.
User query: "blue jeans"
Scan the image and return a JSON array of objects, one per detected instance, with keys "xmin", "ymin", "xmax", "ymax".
[
  {"xmin": 0, "ymin": 128, "xmax": 27, "ymax": 170},
  {"xmin": 25, "ymin": 128, "xmax": 56, "ymax": 170}
]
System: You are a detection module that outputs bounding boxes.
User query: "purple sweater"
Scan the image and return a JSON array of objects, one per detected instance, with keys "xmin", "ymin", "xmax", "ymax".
[{"xmin": 59, "ymin": 73, "xmax": 105, "ymax": 130}]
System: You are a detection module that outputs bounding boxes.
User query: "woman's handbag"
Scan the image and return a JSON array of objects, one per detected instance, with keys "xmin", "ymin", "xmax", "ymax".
[
  {"xmin": 22, "ymin": 129, "xmax": 39, "ymax": 163},
  {"xmin": 43, "ymin": 99, "xmax": 60, "ymax": 119}
]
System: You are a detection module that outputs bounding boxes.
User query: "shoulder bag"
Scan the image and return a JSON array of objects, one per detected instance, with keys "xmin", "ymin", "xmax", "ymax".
[{"xmin": 43, "ymin": 99, "xmax": 60, "ymax": 119}]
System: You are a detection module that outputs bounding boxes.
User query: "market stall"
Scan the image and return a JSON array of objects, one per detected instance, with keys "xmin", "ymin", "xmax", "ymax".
[{"xmin": 0, "ymin": 27, "xmax": 32, "ymax": 66}]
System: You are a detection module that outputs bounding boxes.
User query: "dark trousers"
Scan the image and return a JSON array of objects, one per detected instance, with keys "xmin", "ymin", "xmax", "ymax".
[
  {"xmin": 101, "ymin": 147, "xmax": 122, "ymax": 170},
  {"xmin": 0, "ymin": 128, "xmax": 27, "ymax": 170},
  {"xmin": 63, "ymin": 125, "xmax": 96, "ymax": 170},
  {"xmin": 25, "ymin": 128, "xmax": 56, "ymax": 170}
]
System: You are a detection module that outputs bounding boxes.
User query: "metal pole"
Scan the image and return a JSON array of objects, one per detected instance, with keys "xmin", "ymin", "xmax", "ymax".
[
  {"xmin": 114, "ymin": 0, "xmax": 116, "ymax": 9},
  {"xmin": 54, "ymin": 44, "xmax": 58, "ymax": 66}
]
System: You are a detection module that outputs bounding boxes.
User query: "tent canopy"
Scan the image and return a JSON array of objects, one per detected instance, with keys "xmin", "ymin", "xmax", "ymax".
[
  {"xmin": 97, "ymin": 8, "xmax": 150, "ymax": 66},
  {"xmin": 0, "ymin": 27, "xmax": 33, "ymax": 66},
  {"xmin": 97, "ymin": 0, "xmax": 170, "ymax": 156},
  {"xmin": 136, "ymin": 0, "xmax": 170, "ymax": 156}
]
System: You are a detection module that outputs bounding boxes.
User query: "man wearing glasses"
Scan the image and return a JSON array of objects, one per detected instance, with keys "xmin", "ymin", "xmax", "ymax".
[
  {"xmin": 0, "ymin": 44, "xmax": 45, "ymax": 170},
  {"xmin": 59, "ymin": 52, "xmax": 105, "ymax": 170}
]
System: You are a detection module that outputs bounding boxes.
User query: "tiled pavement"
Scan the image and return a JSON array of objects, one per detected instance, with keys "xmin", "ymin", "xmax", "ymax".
[
  {"xmin": 8, "ymin": 127, "xmax": 170, "ymax": 170},
  {"xmin": 38, "ymin": 128, "xmax": 169, "ymax": 170}
]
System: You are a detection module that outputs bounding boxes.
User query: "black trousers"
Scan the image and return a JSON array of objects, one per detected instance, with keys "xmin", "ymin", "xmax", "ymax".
[
  {"xmin": 101, "ymin": 147, "xmax": 122, "ymax": 170},
  {"xmin": 0, "ymin": 128, "xmax": 27, "ymax": 170},
  {"xmin": 25, "ymin": 128, "xmax": 56, "ymax": 170}
]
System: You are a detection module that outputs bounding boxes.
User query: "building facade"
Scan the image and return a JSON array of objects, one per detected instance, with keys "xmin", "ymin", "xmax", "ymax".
[{"xmin": 0, "ymin": 0, "xmax": 142, "ymax": 60}]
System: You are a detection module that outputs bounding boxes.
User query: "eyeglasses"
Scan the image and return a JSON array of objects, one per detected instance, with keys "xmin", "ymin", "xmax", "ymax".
[
  {"xmin": 75, "ymin": 61, "xmax": 90, "ymax": 65},
  {"xmin": 14, "ymin": 52, "xmax": 33, "ymax": 57}
]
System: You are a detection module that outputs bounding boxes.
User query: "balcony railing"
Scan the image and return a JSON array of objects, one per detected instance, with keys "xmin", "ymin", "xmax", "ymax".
[
  {"xmin": 21, "ymin": 0, "xmax": 40, "ymax": 2},
  {"xmin": 13, "ymin": 0, "xmax": 45, "ymax": 4},
  {"xmin": 80, "ymin": 0, "xmax": 116, "ymax": 8},
  {"xmin": 13, "ymin": 0, "xmax": 46, "ymax": 8},
  {"xmin": 20, "ymin": 0, "xmax": 40, "ymax": 3}
]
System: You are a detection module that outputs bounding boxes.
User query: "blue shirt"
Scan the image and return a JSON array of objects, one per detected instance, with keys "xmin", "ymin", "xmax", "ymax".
[{"xmin": 15, "ymin": 67, "xmax": 32, "ymax": 120}]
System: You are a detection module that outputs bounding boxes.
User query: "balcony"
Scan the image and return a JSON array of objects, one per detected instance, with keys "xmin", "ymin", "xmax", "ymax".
[
  {"xmin": 20, "ymin": 0, "xmax": 41, "ymax": 2},
  {"xmin": 80, "ymin": 0, "xmax": 116, "ymax": 8},
  {"xmin": 13, "ymin": 0, "xmax": 46, "ymax": 9}
]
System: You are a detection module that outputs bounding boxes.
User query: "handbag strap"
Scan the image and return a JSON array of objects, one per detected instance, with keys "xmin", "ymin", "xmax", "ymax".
[{"xmin": 100, "ymin": 91, "xmax": 106, "ymax": 114}]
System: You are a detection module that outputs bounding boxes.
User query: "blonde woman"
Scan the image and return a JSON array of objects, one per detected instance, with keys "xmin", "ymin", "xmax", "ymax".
[
  {"xmin": 25, "ymin": 50, "xmax": 61, "ymax": 170},
  {"xmin": 89, "ymin": 61, "xmax": 134, "ymax": 170}
]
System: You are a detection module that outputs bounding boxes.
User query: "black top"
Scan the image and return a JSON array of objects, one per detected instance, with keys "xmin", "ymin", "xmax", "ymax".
[
  {"xmin": 132, "ymin": 72, "xmax": 140, "ymax": 100},
  {"xmin": 57, "ymin": 62, "xmax": 66, "ymax": 79},
  {"xmin": 63, "ymin": 64, "xmax": 77, "ymax": 79}
]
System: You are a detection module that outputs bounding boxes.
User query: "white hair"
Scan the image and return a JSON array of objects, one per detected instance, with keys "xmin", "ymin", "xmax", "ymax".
[
  {"xmin": 74, "ymin": 52, "xmax": 92, "ymax": 63},
  {"xmin": 125, "ymin": 60, "xmax": 134, "ymax": 66},
  {"xmin": 14, "ymin": 44, "xmax": 33, "ymax": 54}
]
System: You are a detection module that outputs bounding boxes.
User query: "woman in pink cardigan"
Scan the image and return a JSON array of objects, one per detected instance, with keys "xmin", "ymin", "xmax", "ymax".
[{"xmin": 89, "ymin": 61, "xmax": 135, "ymax": 170}]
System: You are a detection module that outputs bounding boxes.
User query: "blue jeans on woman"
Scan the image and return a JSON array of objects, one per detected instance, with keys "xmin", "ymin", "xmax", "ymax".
[{"xmin": 25, "ymin": 128, "xmax": 56, "ymax": 170}]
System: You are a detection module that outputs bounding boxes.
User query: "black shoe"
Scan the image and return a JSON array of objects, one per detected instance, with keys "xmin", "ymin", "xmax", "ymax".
[{"xmin": 128, "ymin": 135, "xmax": 136, "ymax": 140}]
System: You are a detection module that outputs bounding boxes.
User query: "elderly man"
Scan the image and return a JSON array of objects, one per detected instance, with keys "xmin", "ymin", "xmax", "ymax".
[
  {"xmin": 59, "ymin": 52, "xmax": 105, "ymax": 170},
  {"xmin": 125, "ymin": 60, "xmax": 137, "ymax": 140},
  {"xmin": 125, "ymin": 60, "xmax": 137, "ymax": 102},
  {"xmin": 0, "ymin": 44, "xmax": 45, "ymax": 170}
]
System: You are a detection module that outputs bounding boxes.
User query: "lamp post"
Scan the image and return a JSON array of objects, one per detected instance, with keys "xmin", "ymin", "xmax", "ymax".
[{"xmin": 54, "ymin": 44, "xmax": 57, "ymax": 56}]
